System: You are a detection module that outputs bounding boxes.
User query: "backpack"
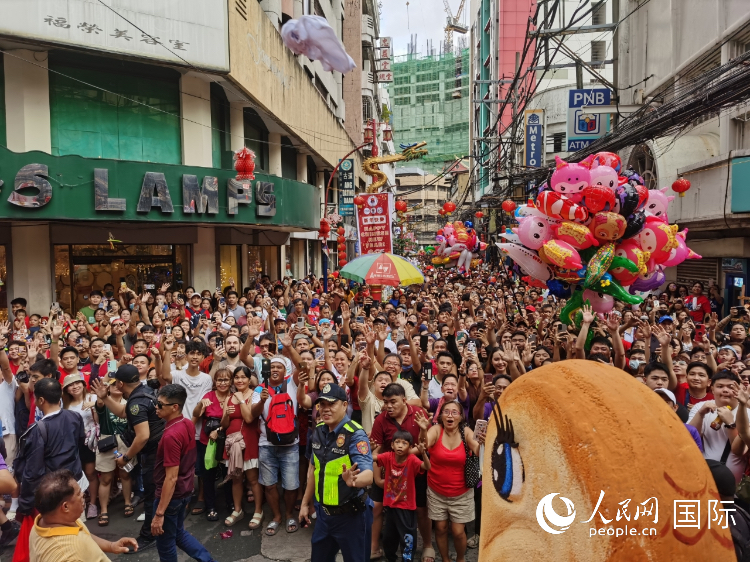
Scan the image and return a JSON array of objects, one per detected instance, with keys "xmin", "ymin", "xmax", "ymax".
[
  {"xmin": 262, "ymin": 382, "xmax": 298, "ymax": 446},
  {"xmin": 731, "ymin": 503, "xmax": 750, "ymax": 562}
]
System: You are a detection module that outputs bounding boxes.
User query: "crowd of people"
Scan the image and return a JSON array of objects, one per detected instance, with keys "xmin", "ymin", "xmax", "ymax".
[{"xmin": 1, "ymin": 267, "xmax": 750, "ymax": 561}]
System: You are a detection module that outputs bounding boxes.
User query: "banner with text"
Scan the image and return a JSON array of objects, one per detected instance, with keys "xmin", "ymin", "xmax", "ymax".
[
  {"xmin": 356, "ymin": 193, "xmax": 393, "ymax": 254},
  {"xmin": 338, "ymin": 159, "xmax": 355, "ymax": 216}
]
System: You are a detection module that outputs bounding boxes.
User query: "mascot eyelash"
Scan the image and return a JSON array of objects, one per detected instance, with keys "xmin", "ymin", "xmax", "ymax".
[{"xmin": 491, "ymin": 402, "xmax": 525, "ymax": 502}]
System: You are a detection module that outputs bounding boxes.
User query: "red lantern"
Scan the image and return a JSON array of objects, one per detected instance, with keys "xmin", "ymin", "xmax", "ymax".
[
  {"xmin": 337, "ymin": 226, "xmax": 345, "ymax": 235},
  {"xmin": 672, "ymin": 176, "xmax": 691, "ymax": 198},
  {"xmin": 438, "ymin": 209, "xmax": 446, "ymax": 216},
  {"xmin": 502, "ymin": 200, "xmax": 516, "ymax": 213},
  {"xmin": 338, "ymin": 250, "xmax": 347, "ymax": 259},
  {"xmin": 475, "ymin": 211, "xmax": 484, "ymax": 219},
  {"xmin": 395, "ymin": 200, "xmax": 408, "ymax": 212},
  {"xmin": 337, "ymin": 236, "xmax": 346, "ymax": 244},
  {"xmin": 339, "ymin": 259, "xmax": 348, "ymax": 266},
  {"xmin": 233, "ymin": 147, "xmax": 256, "ymax": 180},
  {"xmin": 353, "ymin": 195, "xmax": 365, "ymax": 208},
  {"xmin": 443, "ymin": 201, "xmax": 456, "ymax": 214}
]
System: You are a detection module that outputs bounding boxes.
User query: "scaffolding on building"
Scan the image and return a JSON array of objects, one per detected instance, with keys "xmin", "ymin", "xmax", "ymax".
[{"xmin": 388, "ymin": 49, "xmax": 471, "ymax": 175}]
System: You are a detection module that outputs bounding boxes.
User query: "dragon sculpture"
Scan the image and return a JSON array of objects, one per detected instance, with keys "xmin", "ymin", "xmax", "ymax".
[{"xmin": 363, "ymin": 141, "xmax": 428, "ymax": 193}]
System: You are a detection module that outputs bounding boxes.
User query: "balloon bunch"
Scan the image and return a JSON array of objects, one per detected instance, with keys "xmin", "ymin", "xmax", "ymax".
[
  {"xmin": 428, "ymin": 220, "xmax": 487, "ymax": 274},
  {"xmin": 496, "ymin": 152, "xmax": 701, "ymax": 327}
]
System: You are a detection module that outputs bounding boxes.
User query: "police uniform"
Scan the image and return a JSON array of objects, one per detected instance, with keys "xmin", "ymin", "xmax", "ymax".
[
  {"xmin": 310, "ymin": 384, "xmax": 373, "ymax": 562},
  {"xmin": 117, "ymin": 365, "xmax": 165, "ymax": 543}
]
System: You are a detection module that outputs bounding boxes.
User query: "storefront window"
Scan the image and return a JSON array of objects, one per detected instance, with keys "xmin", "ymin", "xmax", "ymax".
[
  {"xmin": 247, "ymin": 246, "xmax": 263, "ymax": 288},
  {"xmin": 54, "ymin": 244, "xmax": 190, "ymax": 315},
  {"xmin": 219, "ymin": 245, "xmax": 242, "ymax": 292},
  {"xmin": 247, "ymin": 246, "xmax": 280, "ymax": 285}
]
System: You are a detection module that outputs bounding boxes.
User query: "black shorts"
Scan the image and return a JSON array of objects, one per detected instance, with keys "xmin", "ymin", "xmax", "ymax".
[
  {"xmin": 371, "ymin": 473, "xmax": 427, "ymax": 508},
  {"xmin": 79, "ymin": 442, "xmax": 96, "ymax": 465}
]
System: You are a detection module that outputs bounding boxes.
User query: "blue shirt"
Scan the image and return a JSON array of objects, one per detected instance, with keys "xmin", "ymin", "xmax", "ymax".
[{"xmin": 317, "ymin": 416, "xmax": 373, "ymax": 474}]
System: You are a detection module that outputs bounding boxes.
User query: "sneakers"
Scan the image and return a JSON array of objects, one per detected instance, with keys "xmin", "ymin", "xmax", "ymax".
[
  {"xmin": 466, "ymin": 534, "xmax": 480, "ymax": 549},
  {"xmin": 0, "ymin": 520, "xmax": 21, "ymax": 547},
  {"xmin": 137, "ymin": 512, "xmax": 146, "ymax": 521},
  {"xmin": 86, "ymin": 504, "xmax": 98, "ymax": 519}
]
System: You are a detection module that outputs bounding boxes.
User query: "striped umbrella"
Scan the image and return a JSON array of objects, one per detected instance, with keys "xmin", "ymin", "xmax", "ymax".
[{"xmin": 339, "ymin": 252, "xmax": 424, "ymax": 286}]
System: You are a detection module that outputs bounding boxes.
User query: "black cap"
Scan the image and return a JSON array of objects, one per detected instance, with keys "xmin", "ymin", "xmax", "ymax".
[
  {"xmin": 314, "ymin": 383, "xmax": 347, "ymax": 404},
  {"xmin": 707, "ymin": 459, "xmax": 736, "ymax": 499},
  {"xmin": 113, "ymin": 364, "xmax": 140, "ymax": 384}
]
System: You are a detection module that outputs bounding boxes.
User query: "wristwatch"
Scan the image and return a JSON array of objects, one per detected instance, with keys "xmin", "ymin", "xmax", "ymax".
[
  {"xmin": 725, "ymin": 423, "xmax": 737, "ymax": 429},
  {"xmin": 122, "ymin": 454, "xmax": 130, "ymax": 463}
]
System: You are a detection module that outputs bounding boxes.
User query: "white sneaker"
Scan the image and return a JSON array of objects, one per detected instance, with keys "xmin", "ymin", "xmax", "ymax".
[
  {"xmin": 86, "ymin": 504, "xmax": 98, "ymax": 519},
  {"xmin": 6, "ymin": 511, "xmax": 16, "ymax": 521},
  {"xmin": 467, "ymin": 534, "xmax": 480, "ymax": 549},
  {"xmin": 137, "ymin": 513, "xmax": 145, "ymax": 521}
]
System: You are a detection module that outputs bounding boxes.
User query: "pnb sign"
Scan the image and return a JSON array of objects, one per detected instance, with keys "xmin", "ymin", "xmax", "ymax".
[
  {"xmin": 524, "ymin": 110, "xmax": 544, "ymax": 168},
  {"xmin": 567, "ymin": 88, "xmax": 611, "ymax": 151}
]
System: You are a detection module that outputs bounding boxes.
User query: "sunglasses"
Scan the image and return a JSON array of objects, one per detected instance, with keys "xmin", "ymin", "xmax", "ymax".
[{"xmin": 156, "ymin": 401, "xmax": 178, "ymax": 409}]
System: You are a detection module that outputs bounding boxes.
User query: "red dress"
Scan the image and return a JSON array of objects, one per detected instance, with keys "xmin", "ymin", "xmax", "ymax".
[{"xmin": 223, "ymin": 396, "xmax": 259, "ymax": 461}]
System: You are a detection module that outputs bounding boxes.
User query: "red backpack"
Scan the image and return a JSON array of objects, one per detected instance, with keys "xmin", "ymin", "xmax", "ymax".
[{"xmin": 262, "ymin": 382, "xmax": 298, "ymax": 445}]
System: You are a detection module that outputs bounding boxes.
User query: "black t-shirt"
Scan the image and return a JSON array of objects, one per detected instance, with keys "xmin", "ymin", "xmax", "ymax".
[
  {"xmin": 400, "ymin": 366, "xmax": 421, "ymax": 397},
  {"xmin": 124, "ymin": 385, "xmax": 165, "ymax": 455}
]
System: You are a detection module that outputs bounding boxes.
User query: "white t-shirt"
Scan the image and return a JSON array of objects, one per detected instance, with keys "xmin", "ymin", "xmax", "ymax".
[
  {"xmin": 171, "ymin": 370, "xmax": 214, "ymax": 439},
  {"xmin": 0, "ymin": 377, "xmax": 17, "ymax": 436},
  {"xmin": 68, "ymin": 399, "xmax": 97, "ymax": 434},
  {"xmin": 428, "ymin": 377, "xmax": 444, "ymax": 401},
  {"xmin": 252, "ymin": 376, "xmax": 298, "ymax": 447},
  {"xmin": 688, "ymin": 403, "xmax": 748, "ymax": 483}
]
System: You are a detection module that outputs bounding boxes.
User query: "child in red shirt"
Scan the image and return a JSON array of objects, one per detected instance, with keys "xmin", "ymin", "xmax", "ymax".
[{"xmin": 374, "ymin": 429, "xmax": 430, "ymax": 562}]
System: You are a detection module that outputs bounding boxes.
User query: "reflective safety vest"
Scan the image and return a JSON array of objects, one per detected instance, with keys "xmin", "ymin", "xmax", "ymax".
[{"xmin": 311, "ymin": 420, "xmax": 363, "ymax": 506}]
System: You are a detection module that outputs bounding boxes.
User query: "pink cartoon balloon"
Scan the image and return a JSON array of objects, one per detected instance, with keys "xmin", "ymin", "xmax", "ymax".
[
  {"xmin": 550, "ymin": 155, "xmax": 595, "ymax": 203},
  {"xmin": 612, "ymin": 238, "xmax": 649, "ymax": 286},
  {"xmin": 662, "ymin": 228, "xmax": 702, "ymax": 267},
  {"xmin": 582, "ymin": 289, "xmax": 615, "ymax": 314},
  {"xmin": 541, "ymin": 240, "xmax": 583, "ymax": 270},
  {"xmin": 553, "ymin": 221, "xmax": 600, "ymax": 250},
  {"xmin": 644, "ymin": 186, "xmax": 675, "ymax": 221},
  {"xmin": 517, "ymin": 216, "xmax": 553, "ymax": 250},
  {"xmin": 638, "ymin": 216, "xmax": 679, "ymax": 266},
  {"xmin": 589, "ymin": 159, "xmax": 619, "ymax": 190}
]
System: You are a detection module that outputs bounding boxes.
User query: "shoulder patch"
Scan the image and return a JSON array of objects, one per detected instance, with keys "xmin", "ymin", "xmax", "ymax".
[
  {"xmin": 356, "ymin": 440, "xmax": 370, "ymax": 455},
  {"xmin": 129, "ymin": 403, "xmax": 140, "ymax": 416}
]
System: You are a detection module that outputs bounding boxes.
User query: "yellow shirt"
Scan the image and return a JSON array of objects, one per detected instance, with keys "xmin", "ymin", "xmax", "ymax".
[{"xmin": 29, "ymin": 515, "xmax": 110, "ymax": 562}]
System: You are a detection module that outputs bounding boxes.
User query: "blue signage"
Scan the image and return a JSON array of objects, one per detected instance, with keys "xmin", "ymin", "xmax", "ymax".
[
  {"xmin": 566, "ymin": 88, "xmax": 611, "ymax": 151},
  {"xmin": 338, "ymin": 158, "xmax": 355, "ymax": 216},
  {"xmin": 524, "ymin": 110, "xmax": 544, "ymax": 168}
]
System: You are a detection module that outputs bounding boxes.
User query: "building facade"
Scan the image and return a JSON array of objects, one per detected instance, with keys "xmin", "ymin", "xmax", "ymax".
[{"xmin": 0, "ymin": 0, "xmax": 365, "ymax": 317}]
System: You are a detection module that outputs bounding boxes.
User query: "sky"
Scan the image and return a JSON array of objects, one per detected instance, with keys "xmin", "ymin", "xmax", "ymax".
[{"xmin": 379, "ymin": 0, "xmax": 470, "ymax": 57}]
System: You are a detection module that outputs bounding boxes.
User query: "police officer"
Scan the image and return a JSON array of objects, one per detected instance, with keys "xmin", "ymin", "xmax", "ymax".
[
  {"xmin": 299, "ymin": 383, "xmax": 373, "ymax": 562},
  {"xmin": 91, "ymin": 364, "xmax": 164, "ymax": 553}
]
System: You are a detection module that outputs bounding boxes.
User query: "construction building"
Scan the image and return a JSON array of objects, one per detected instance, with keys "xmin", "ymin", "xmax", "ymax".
[{"xmin": 388, "ymin": 49, "xmax": 471, "ymax": 174}]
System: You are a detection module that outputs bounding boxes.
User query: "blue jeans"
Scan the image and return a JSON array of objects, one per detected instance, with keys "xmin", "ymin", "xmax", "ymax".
[{"xmin": 154, "ymin": 497, "xmax": 215, "ymax": 562}]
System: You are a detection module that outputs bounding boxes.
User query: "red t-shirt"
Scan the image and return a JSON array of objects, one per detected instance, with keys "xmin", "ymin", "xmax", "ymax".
[
  {"xmin": 377, "ymin": 451, "xmax": 424, "ymax": 510},
  {"xmin": 154, "ymin": 416, "xmax": 198, "ymax": 500},
  {"xmin": 674, "ymin": 382, "xmax": 713, "ymax": 408},
  {"xmin": 686, "ymin": 295, "xmax": 711, "ymax": 324},
  {"xmin": 370, "ymin": 405, "xmax": 424, "ymax": 452}
]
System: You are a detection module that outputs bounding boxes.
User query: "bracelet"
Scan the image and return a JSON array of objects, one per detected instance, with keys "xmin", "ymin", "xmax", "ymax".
[
  {"xmin": 155, "ymin": 512, "xmax": 165, "ymax": 517},
  {"xmin": 51, "ymin": 340, "xmax": 58, "ymax": 344}
]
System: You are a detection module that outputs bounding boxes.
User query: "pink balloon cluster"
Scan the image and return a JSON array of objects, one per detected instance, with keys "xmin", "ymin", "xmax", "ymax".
[
  {"xmin": 496, "ymin": 152, "xmax": 701, "ymax": 315},
  {"xmin": 430, "ymin": 221, "xmax": 487, "ymax": 274}
]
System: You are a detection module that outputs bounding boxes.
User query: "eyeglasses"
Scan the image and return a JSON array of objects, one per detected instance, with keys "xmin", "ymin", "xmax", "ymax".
[
  {"xmin": 442, "ymin": 410, "xmax": 460, "ymax": 417},
  {"xmin": 156, "ymin": 401, "xmax": 178, "ymax": 409},
  {"xmin": 674, "ymin": 361, "xmax": 688, "ymax": 366}
]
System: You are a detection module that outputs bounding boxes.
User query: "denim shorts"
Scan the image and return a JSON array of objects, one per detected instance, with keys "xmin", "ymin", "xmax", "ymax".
[{"xmin": 258, "ymin": 445, "xmax": 300, "ymax": 490}]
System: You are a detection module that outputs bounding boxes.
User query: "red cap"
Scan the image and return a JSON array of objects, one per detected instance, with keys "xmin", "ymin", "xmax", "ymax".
[{"xmin": 525, "ymin": 305, "xmax": 536, "ymax": 312}]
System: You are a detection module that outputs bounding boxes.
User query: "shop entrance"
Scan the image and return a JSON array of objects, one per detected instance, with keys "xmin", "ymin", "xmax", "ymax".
[{"xmin": 54, "ymin": 244, "xmax": 190, "ymax": 314}]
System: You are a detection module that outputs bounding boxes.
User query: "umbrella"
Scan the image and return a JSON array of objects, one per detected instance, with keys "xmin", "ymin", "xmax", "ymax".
[{"xmin": 339, "ymin": 252, "xmax": 424, "ymax": 286}]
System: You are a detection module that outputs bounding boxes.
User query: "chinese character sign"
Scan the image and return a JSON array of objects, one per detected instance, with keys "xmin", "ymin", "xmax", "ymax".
[
  {"xmin": 356, "ymin": 193, "xmax": 393, "ymax": 255},
  {"xmin": 5, "ymin": 0, "xmax": 229, "ymax": 72},
  {"xmin": 338, "ymin": 159, "xmax": 355, "ymax": 217}
]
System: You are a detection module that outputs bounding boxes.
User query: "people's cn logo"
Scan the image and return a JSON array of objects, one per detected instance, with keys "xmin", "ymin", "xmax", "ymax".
[{"xmin": 536, "ymin": 493, "xmax": 576, "ymax": 534}]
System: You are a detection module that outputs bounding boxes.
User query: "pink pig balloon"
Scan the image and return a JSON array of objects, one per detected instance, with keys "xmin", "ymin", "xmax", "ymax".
[
  {"xmin": 582, "ymin": 289, "xmax": 615, "ymax": 314},
  {"xmin": 517, "ymin": 216, "xmax": 553, "ymax": 250},
  {"xmin": 589, "ymin": 159, "xmax": 619, "ymax": 190},
  {"xmin": 662, "ymin": 228, "xmax": 702, "ymax": 267},
  {"xmin": 644, "ymin": 186, "xmax": 674, "ymax": 222},
  {"xmin": 550, "ymin": 155, "xmax": 595, "ymax": 203},
  {"xmin": 638, "ymin": 216, "xmax": 678, "ymax": 266},
  {"xmin": 612, "ymin": 238, "xmax": 646, "ymax": 286}
]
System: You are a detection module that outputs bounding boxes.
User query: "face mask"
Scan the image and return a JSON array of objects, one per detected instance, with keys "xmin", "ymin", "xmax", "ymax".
[
  {"xmin": 146, "ymin": 378, "xmax": 161, "ymax": 390},
  {"xmin": 629, "ymin": 360, "xmax": 642, "ymax": 370},
  {"xmin": 105, "ymin": 291, "xmax": 114, "ymax": 298}
]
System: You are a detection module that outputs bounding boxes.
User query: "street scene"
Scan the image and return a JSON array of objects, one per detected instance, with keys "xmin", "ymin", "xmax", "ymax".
[{"xmin": 1, "ymin": 0, "xmax": 750, "ymax": 561}]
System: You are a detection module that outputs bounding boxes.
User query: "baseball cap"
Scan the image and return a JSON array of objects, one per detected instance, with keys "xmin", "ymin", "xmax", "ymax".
[
  {"xmin": 112, "ymin": 364, "xmax": 140, "ymax": 384},
  {"xmin": 654, "ymin": 388, "xmax": 676, "ymax": 404},
  {"xmin": 315, "ymin": 383, "xmax": 347, "ymax": 404},
  {"xmin": 190, "ymin": 293, "xmax": 202, "ymax": 300},
  {"xmin": 658, "ymin": 315, "xmax": 674, "ymax": 324},
  {"xmin": 525, "ymin": 305, "xmax": 536, "ymax": 313}
]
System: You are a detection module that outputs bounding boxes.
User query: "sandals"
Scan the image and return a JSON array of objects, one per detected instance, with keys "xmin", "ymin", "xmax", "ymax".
[
  {"xmin": 206, "ymin": 510, "xmax": 219, "ymax": 522},
  {"xmin": 286, "ymin": 518, "xmax": 298, "ymax": 533},
  {"xmin": 191, "ymin": 501, "xmax": 205, "ymax": 515},
  {"xmin": 98, "ymin": 513, "xmax": 109, "ymax": 527},
  {"xmin": 265, "ymin": 520, "xmax": 280, "ymax": 536},
  {"xmin": 421, "ymin": 546, "xmax": 436, "ymax": 562},
  {"xmin": 123, "ymin": 505, "xmax": 134, "ymax": 518},
  {"xmin": 224, "ymin": 510, "xmax": 244, "ymax": 526},
  {"xmin": 248, "ymin": 512, "xmax": 263, "ymax": 530}
]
